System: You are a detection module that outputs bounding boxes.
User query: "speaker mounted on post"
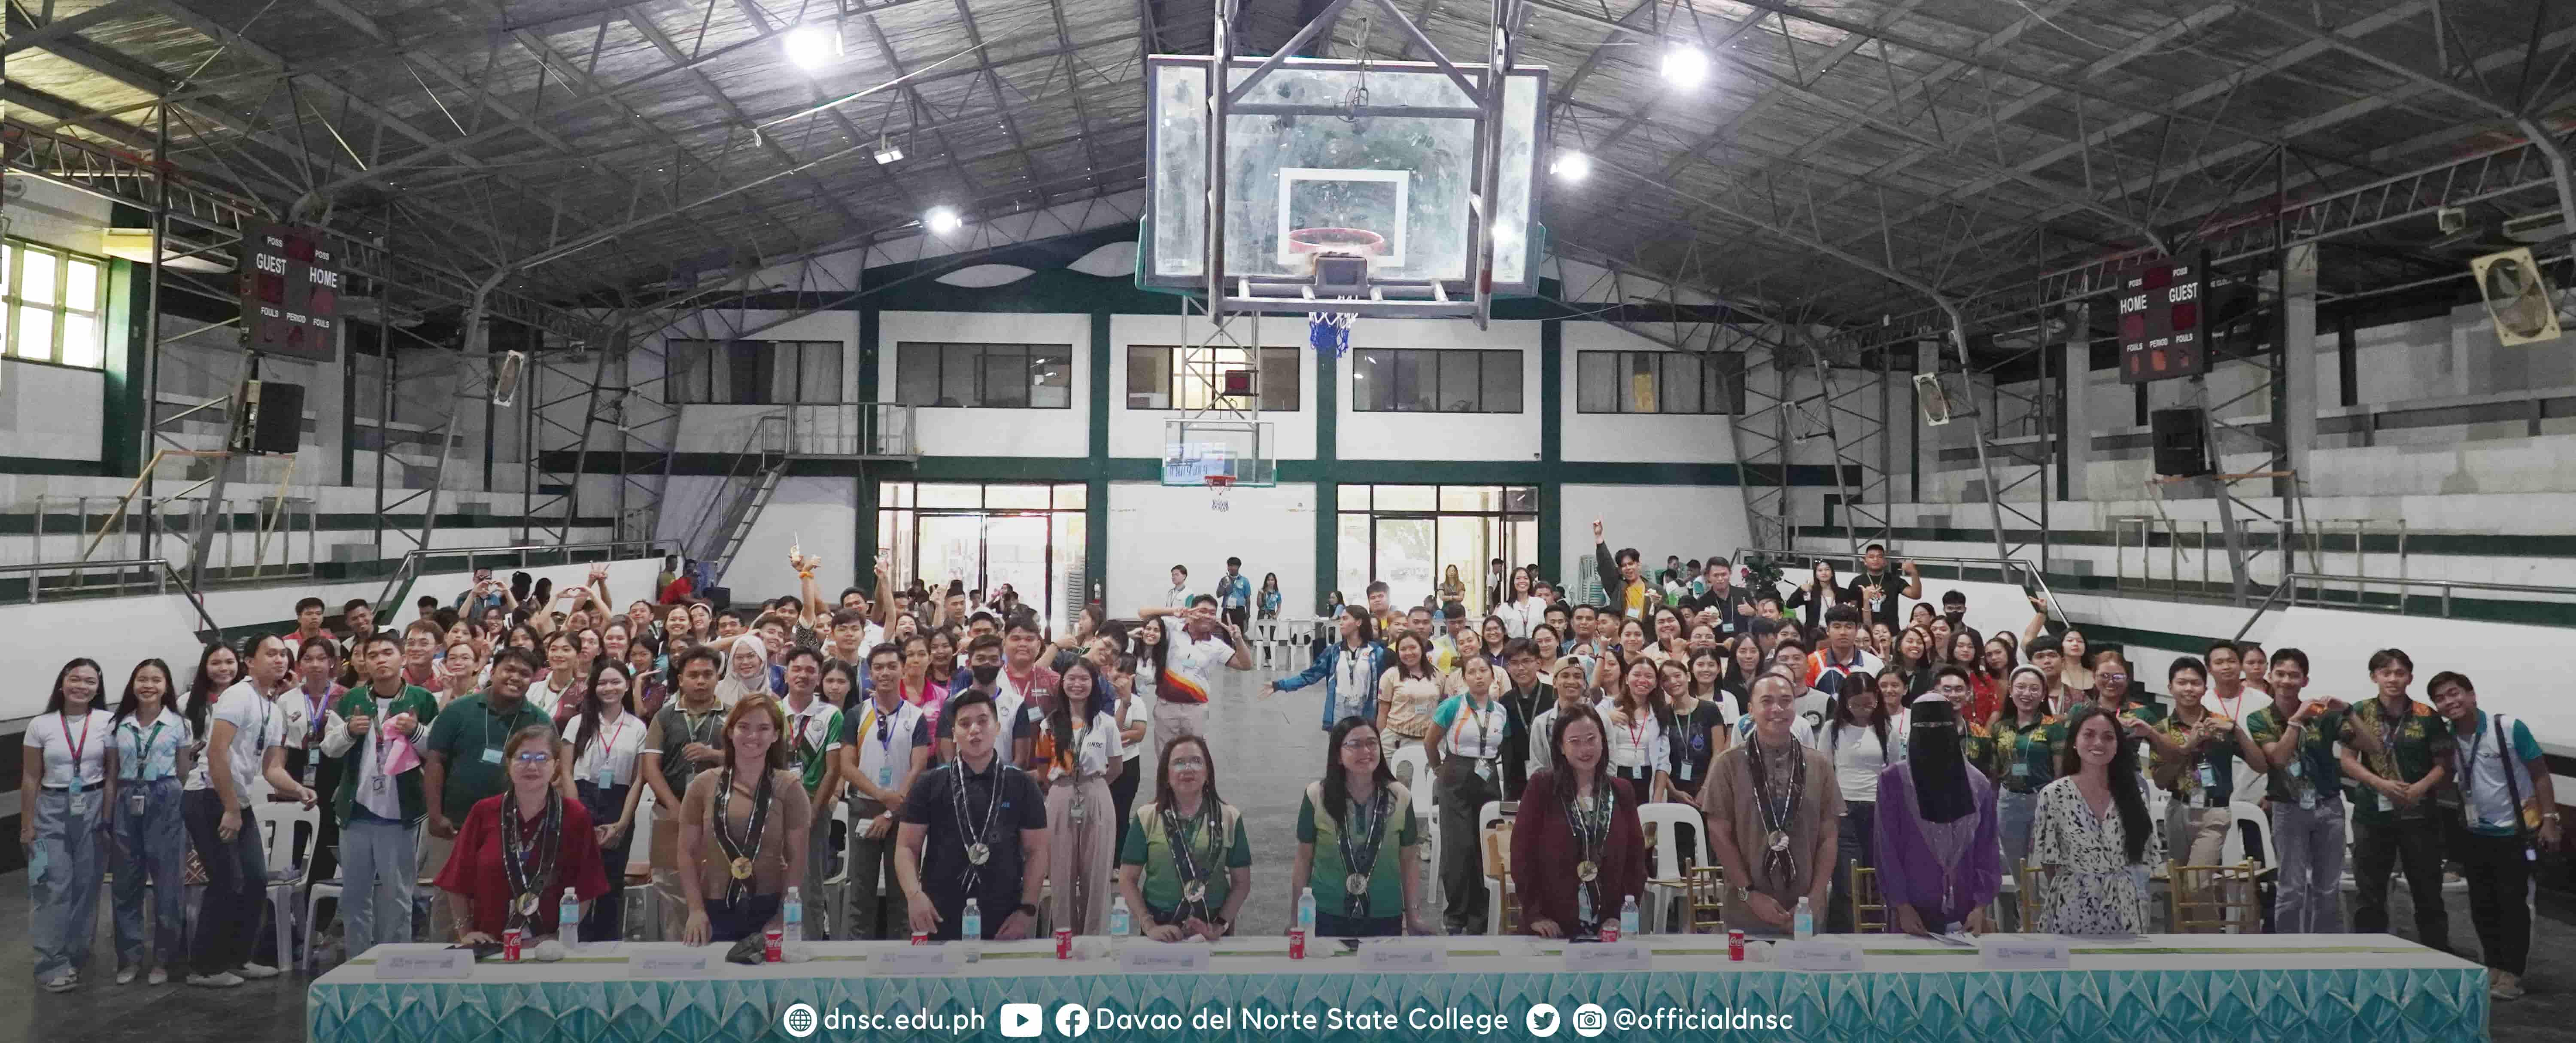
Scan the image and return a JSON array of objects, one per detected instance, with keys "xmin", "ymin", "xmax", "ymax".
[
  {"xmin": 230, "ymin": 380, "xmax": 305, "ymax": 455},
  {"xmin": 2151, "ymin": 407, "xmax": 2209, "ymax": 478}
]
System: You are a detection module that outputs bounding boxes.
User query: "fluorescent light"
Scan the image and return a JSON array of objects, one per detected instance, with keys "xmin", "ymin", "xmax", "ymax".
[
  {"xmin": 873, "ymin": 134, "xmax": 903, "ymax": 165},
  {"xmin": 1551, "ymin": 150, "xmax": 1592, "ymax": 182},
  {"xmin": 1662, "ymin": 46, "xmax": 1710, "ymax": 88},
  {"xmin": 783, "ymin": 26, "xmax": 838, "ymax": 70},
  {"xmin": 924, "ymin": 207, "xmax": 962, "ymax": 234}
]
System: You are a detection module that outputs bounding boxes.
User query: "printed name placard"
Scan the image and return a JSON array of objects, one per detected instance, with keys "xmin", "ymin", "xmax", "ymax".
[
  {"xmin": 1778, "ymin": 938, "xmax": 1864, "ymax": 972},
  {"xmin": 1360, "ymin": 941, "xmax": 1448, "ymax": 972},
  {"xmin": 1978, "ymin": 935, "xmax": 2071, "ymax": 969},
  {"xmin": 1118, "ymin": 946, "xmax": 1212, "ymax": 973},
  {"xmin": 375, "ymin": 949, "xmax": 474, "ymax": 980},
  {"xmin": 1563, "ymin": 940, "xmax": 1652, "ymax": 973},
  {"xmin": 629, "ymin": 952, "xmax": 711, "ymax": 979},
  {"xmin": 873, "ymin": 946, "xmax": 960, "ymax": 976}
]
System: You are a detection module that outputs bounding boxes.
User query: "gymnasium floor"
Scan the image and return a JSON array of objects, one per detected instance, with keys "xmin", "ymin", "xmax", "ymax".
[{"xmin": 9, "ymin": 660, "xmax": 2567, "ymax": 1041}]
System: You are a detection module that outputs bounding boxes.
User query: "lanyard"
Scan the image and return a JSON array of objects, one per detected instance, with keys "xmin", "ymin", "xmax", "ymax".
[
  {"xmin": 60, "ymin": 712, "xmax": 93, "ymax": 777},
  {"xmin": 1461, "ymin": 697, "xmax": 1496, "ymax": 757},
  {"xmin": 125, "ymin": 720, "xmax": 167, "ymax": 780},
  {"xmin": 304, "ymin": 687, "xmax": 332, "ymax": 740},
  {"xmin": 371, "ymin": 696, "xmax": 402, "ymax": 771},
  {"xmin": 596, "ymin": 714, "xmax": 630, "ymax": 768}
]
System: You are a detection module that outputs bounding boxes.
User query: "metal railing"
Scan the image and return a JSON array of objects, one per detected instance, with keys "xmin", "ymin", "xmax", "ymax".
[
  {"xmin": 2111, "ymin": 516, "xmax": 2407, "ymax": 603},
  {"xmin": 1737, "ymin": 545, "xmax": 2069, "ymax": 626},
  {"xmin": 782, "ymin": 403, "xmax": 920, "ymax": 458},
  {"xmin": 0, "ymin": 557, "xmax": 224, "ymax": 636},
  {"xmin": 2236, "ymin": 572, "xmax": 2576, "ymax": 636},
  {"xmin": 43, "ymin": 493, "xmax": 321, "ymax": 585}
]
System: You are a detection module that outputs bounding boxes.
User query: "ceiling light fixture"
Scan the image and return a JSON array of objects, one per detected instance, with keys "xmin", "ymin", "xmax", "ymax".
[
  {"xmin": 1551, "ymin": 150, "xmax": 1592, "ymax": 182},
  {"xmin": 1661, "ymin": 46, "xmax": 1710, "ymax": 88},
  {"xmin": 873, "ymin": 134, "xmax": 904, "ymax": 165},
  {"xmin": 784, "ymin": 25, "xmax": 839, "ymax": 70},
  {"xmin": 924, "ymin": 206, "xmax": 963, "ymax": 234}
]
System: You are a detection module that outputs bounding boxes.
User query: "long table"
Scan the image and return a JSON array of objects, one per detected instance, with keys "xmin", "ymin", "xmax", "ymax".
[{"xmin": 310, "ymin": 933, "xmax": 2485, "ymax": 1042}]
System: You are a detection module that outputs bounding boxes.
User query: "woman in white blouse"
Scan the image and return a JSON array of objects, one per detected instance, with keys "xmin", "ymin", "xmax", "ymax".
[
  {"xmin": 23, "ymin": 658, "xmax": 113, "ymax": 992},
  {"xmin": 1601, "ymin": 658, "xmax": 1672, "ymax": 803},
  {"xmin": 1821, "ymin": 673, "xmax": 1898, "ymax": 933},
  {"xmin": 1492, "ymin": 568, "xmax": 1549, "ymax": 639},
  {"xmin": 559, "ymin": 661, "xmax": 650, "ymax": 942},
  {"xmin": 1428, "ymin": 655, "xmax": 1511, "ymax": 934},
  {"xmin": 1037, "ymin": 659, "xmax": 1124, "ymax": 934}
]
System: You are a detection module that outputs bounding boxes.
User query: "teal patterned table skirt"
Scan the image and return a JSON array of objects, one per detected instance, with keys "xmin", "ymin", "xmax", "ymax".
[{"xmin": 310, "ymin": 961, "xmax": 2487, "ymax": 1042}]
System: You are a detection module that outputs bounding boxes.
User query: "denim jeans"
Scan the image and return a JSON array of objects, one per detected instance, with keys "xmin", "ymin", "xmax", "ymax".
[
  {"xmin": 2271, "ymin": 798, "xmax": 2347, "ymax": 934},
  {"xmin": 182, "ymin": 790, "xmax": 269, "ymax": 975},
  {"xmin": 339, "ymin": 815, "xmax": 418, "ymax": 960},
  {"xmin": 31, "ymin": 787, "xmax": 107, "ymax": 981},
  {"xmin": 110, "ymin": 778, "xmax": 189, "ymax": 971}
]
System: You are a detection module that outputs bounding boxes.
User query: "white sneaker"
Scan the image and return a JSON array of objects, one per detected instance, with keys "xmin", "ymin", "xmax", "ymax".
[
  {"xmin": 115, "ymin": 966, "xmax": 139, "ymax": 985},
  {"xmin": 187, "ymin": 972, "xmax": 245, "ymax": 988},
  {"xmin": 234, "ymin": 963, "xmax": 283, "ymax": 980},
  {"xmin": 147, "ymin": 967, "xmax": 169, "ymax": 986},
  {"xmin": 41, "ymin": 973, "xmax": 76, "ymax": 993}
]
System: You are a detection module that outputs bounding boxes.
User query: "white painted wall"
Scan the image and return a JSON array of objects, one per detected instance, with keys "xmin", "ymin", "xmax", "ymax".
[
  {"xmin": 0, "ymin": 361, "xmax": 103, "ymax": 459},
  {"xmin": 1107, "ymin": 313, "xmax": 1317, "ymax": 462},
  {"xmin": 1103, "ymin": 481, "xmax": 1315, "ymax": 615},
  {"xmin": 0, "ymin": 554, "xmax": 663, "ymax": 723},
  {"xmin": 1338, "ymin": 319, "xmax": 1540, "ymax": 462},
  {"xmin": 1557, "ymin": 483, "xmax": 1751, "ymax": 597},
  {"xmin": 716, "ymin": 476, "xmax": 862, "ymax": 602},
  {"xmin": 883, "ymin": 311, "xmax": 1089, "ymax": 458},
  {"xmin": 1558, "ymin": 322, "xmax": 1745, "ymax": 463}
]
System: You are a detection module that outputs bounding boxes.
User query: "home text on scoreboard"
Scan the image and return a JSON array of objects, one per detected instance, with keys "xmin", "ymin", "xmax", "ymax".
[
  {"xmin": 237, "ymin": 225, "xmax": 341, "ymax": 362},
  {"xmin": 2115, "ymin": 253, "xmax": 2207, "ymax": 384}
]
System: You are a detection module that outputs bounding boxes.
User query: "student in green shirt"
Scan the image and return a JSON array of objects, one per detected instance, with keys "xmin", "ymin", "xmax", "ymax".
[
  {"xmin": 1987, "ymin": 666, "xmax": 2065, "ymax": 877},
  {"xmin": 2242, "ymin": 647, "xmax": 2382, "ymax": 934},
  {"xmin": 316, "ymin": 632, "xmax": 440, "ymax": 959},
  {"xmin": 2337, "ymin": 648, "xmax": 2454, "ymax": 953},
  {"xmin": 1116, "ymin": 735, "xmax": 1252, "ymax": 941},
  {"xmin": 776, "ymin": 647, "xmax": 844, "ymax": 939},
  {"xmin": 419, "ymin": 646, "xmax": 556, "ymax": 941},
  {"xmin": 1290, "ymin": 717, "xmax": 1426, "ymax": 937}
]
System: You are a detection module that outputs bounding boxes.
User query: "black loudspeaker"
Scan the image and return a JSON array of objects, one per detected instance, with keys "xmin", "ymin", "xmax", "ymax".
[
  {"xmin": 237, "ymin": 380, "xmax": 305, "ymax": 454},
  {"xmin": 2151, "ymin": 407, "xmax": 2208, "ymax": 477}
]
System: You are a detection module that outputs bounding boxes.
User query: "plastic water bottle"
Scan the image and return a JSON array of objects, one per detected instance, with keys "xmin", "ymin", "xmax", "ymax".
[
  {"xmin": 1619, "ymin": 895, "xmax": 1640, "ymax": 939},
  {"xmin": 1297, "ymin": 887, "xmax": 1317, "ymax": 934},
  {"xmin": 783, "ymin": 887, "xmax": 804, "ymax": 943},
  {"xmin": 1109, "ymin": 894, "xmax": 1132, "ymax": 938},
  {"xmin": 961, "ymin": 898, "xmax": 983, "ymax": 961},
  {"xmin": 1793, "ymin": 897, "xmax": 1814, "ymax": 940},
  {"xmin": 557, "ymin": 888, "xmax": 582, "ymax": 951}
]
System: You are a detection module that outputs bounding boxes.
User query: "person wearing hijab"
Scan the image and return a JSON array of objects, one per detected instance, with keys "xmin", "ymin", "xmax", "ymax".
[
  {"xmin": 712, "ymin": 634, "xmax": 774, "ymax": 708},
  {"xmin": 1871, "ymin": 695, "xmax": 2002, "ymax": 935}
]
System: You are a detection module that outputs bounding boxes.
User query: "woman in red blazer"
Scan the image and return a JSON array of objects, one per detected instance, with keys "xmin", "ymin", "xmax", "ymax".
[{"xmin": 1511, "ymin": 703, "xmax": 1648, "ymax": 938}]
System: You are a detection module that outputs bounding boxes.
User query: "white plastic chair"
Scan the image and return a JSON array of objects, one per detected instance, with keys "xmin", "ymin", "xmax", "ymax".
[
  {"xmin": 302, "ymin": 851, "xmax": 343, "ymax": 971},
  {"xmin": 1386, "ymin": 745, "xmax": 1436, "ymax": 868},
  {"xmin": 824, "ymin": 795, "xmax": 857, "ymax": 937},
  {"xmin": 627, "ymin": 787, "xmax": 658, "ymax": 940},
  {"xmin": 262, "ymin": 801, "xmax": 320, "ymax": 970},
  {"xmin": 1636, "ymin": 803, "xmax": 1706, "ymax": 933},
  {"xmin": 2224, "ymin": 802, "xmax": 2277, "ymax": 868}
]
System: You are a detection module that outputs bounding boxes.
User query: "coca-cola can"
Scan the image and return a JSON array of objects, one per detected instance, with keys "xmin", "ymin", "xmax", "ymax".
[
  {"xmin": 1288, "ymin": 928, "xmax": 1306, "ymax": 960},
  {"xmin": 1599, "ymin": 920, "xmax": 1620, "ymax": 943},
  {"xmin": 764, "ymin": 927, "xmax": 784, "ymax": 963},
  {"xmin": 1728, "ymin": 929, "xmax": 1746, "ymax": 961},
  {"xmin": 1055, "ymin": 928, "xmax": 1073, "ymax": 959},
  {"xmin": 502, "ymin": 927, "xmax": 523, "ymax": 962},
  {"xmin": 911, "ymin": 930, "xmax": 930, "ymax": 945}
]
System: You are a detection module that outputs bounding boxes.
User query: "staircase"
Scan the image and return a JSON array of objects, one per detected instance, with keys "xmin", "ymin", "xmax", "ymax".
[{"xmin": 686, "ymin": 404, "xmax": 923, "ymax": 584}]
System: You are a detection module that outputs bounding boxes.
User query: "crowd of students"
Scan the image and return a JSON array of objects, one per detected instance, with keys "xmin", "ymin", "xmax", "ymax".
[{"xmin": 17, "ymin": 533, "xmax": 2558, "ymax": 1004}]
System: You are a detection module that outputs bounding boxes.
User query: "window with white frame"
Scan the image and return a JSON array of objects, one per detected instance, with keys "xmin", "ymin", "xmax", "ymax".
[
  {"xmin": 663, "ymin": 339, "xmax": 844, "ymax": 404},
  {"xmin": 1, "ymin": 238, "xmax": 108, "ymax": 368}
]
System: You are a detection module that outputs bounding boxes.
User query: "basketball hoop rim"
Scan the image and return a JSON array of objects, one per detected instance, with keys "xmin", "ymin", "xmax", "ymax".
[{"xmin": 1204, "ymin": 475, "xmax": 1237, "ymax": 489}]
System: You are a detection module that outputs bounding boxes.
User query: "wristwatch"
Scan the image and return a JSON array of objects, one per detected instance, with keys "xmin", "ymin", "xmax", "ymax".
[{"xmin": 1015, "ymin": 902, "xmax": 1039, "ymax": 919}]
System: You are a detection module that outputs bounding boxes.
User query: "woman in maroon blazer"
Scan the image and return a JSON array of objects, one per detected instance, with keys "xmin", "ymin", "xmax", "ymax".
[{"xmin": 1511, "ymin": 703, "xmax": 1648, "ymax": 938}]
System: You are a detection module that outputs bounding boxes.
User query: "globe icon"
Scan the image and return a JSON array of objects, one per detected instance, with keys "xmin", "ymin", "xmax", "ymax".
[{"xmin": 782, "ymin": 1004, "xmax": 819, "ymax": 1037}]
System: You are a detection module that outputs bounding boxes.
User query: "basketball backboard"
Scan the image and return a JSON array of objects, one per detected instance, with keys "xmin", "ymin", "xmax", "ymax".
[
  {"xmin": 1160, "ymin": 419, "xmax": 1276, "ymax": 487},
  {"xmin": 1140, "ymin": 56, "xmax": 1547, "ymax": 301}
]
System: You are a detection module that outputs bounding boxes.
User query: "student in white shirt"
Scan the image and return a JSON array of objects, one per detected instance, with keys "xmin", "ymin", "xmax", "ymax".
[
  {"xmin": 106, "ymin": 659, "xmax": 193, "ymax": 986},
  {"xmin": 559, "ymin": 661, "xmax": 650, "ymax": 943},
  {"xmin": 1135, "ymin": 596, "xmax": 1253, "ymax": 763},
  {"xmin": 774, "ymin": 647, "xmax": 845, "ymax": 939},
  {"xmin": 1526, "ymin": 656, "xmax": 1604, "ymax": 784},
  {"xmin": 838, "ymin": 648, "xmax": 930, "ymax": 939},
  {"xmin": 181, "ymin": 634, "xmax": 311, "ymax": 988},
  {"xmin": 1820, "ymin": 675, "xmax": 1898, "ymax": 934},
  {"xmin": 1601, "ymin": 658, "xmax": 1674, "ymax": 803},
  {"xmin": 1036, "ymin": 660, "xmax": 1123, "ymax": 934},
  {"xmin": 24, "ymin": 658, "xmax": 114, "ymax": 992},
  {"xmin": 1428, "ymin": 655, "xmax": 1513, "ymax": 934},
  {"xmin": 1165, "ymin": 564, "xmax": 1192, "ymax": 609}
]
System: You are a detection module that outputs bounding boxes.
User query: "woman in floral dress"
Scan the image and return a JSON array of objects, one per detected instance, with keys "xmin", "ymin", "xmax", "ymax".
[{"xmin": 2032, "ymin": 706, "xmax": 2163, "ymax": 934}]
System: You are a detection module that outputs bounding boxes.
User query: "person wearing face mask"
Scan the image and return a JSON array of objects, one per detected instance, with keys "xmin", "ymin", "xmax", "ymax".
[
  {"xmin": 1872, "ymin": 695, "xmax": 2000, "ymax": 937},
  {"xmin": 2032, "ymin": 707, "xmax": 2162, "ymax": 935},
  {"xmin": 936, "ymin": 635, "xmax": 1039, "ymax": 768}
]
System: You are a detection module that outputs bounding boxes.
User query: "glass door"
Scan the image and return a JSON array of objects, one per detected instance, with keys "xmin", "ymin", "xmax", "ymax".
[
  {"xmin": 1373, "ymin": 516, "xmax": 1437, "ymax": 612},
  {"xmin": 982, "ymin": 514, "xmax": 1052, "ymax": 631},
  {"xmin": 917, "ymin": 514, "xmax": 984, "ymax": 596}
]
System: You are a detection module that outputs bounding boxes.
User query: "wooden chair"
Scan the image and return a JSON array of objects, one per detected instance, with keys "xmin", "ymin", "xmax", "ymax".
[
  {"xmin": 1850, "ymin": 866, "xmax": 1888, "ymax": 934},
  {"xmin": 1481, "ymin": 823, "xmax": 1519, "ymax": 935},
  {"xmin": 2015, "ymin": 858, "xmax": 2050, "ymax": 931},
  {"xmin": 1683, "ymin": 864, "xmax": 1727, "ymax": 934},
  {"xmin": 2166, "ymin": 860, "xmax": 2267, "ymax": 934}
]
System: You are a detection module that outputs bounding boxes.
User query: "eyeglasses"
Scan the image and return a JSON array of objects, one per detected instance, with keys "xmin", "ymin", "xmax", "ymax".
[
  {"xmin": 1170, "ymin": 758, "xmax": 1209, "ymax": 770},
  {"xmin": 513, "ymin": 751, "xmax": 552, "ymax": 765},
  {"xmin": 2101, "ymin": 672, "xmax": 2129, "ymax": 681},
  {"xmin": 1340, "ymin": 738, "xmax": 1380, "ymax": 751}
]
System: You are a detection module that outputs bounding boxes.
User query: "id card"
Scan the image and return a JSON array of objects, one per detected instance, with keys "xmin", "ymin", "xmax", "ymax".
[
  {"xmin": 483, "ymin": 747, "xmax": 504, "ymax": 765},
  {"xmin": 2011, "ymin": 761, "xmax": 2031, "ymax": 779},
  {"xmin": 2196, "ymin": 761, "xmax": 2217, "ymax": 791},
  {"xmin": 878, "ymin": 766, "xmax": 893, "ymax": 788},
  {"xmin": 1678, "ymin": 760, "xmax": 1694, "ymax": 783}
]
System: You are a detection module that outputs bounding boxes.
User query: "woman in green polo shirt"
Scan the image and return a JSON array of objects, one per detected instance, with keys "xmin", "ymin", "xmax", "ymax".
[
  {"xmin": 1986, "ymin": 666, "xmax": 2064, "ymax": 876},
  {"xmin": 1115, "ymin": 735, "xmax": 1250, "ymax": 941},
  {"xmin": 1288, "ymin": 717, "xmax": 1427, "ymax": 937}
]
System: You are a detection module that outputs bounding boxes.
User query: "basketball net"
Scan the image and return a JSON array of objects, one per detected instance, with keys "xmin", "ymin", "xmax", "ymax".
[
  {"xmin": 1205, "ymin": 474, "xmax": 1235, "ymax": 512},
  {"xmin": 1307, "ymin": 310, "xmax": 1353, "ymax": 359}
]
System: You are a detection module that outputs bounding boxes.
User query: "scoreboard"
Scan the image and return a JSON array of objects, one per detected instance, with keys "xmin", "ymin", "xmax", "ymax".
[
  {"xmin": 238, "ymin": 225, "xmax": 341, "ymax": 362},
  {"xmin": 2115, "ymin": 254, "xmax": 2206, "ymax": 383}
]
